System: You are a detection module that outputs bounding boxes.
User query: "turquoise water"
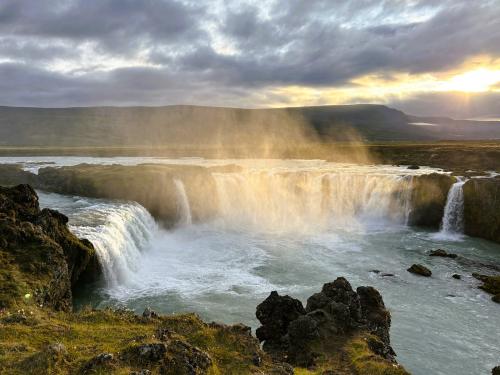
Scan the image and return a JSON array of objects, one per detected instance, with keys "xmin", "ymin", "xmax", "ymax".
[{"xmin": 38, "ymin": 190, "xmax": 500, "ymax": 375}]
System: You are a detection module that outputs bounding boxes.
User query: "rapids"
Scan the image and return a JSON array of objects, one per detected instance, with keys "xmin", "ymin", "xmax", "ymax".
[{"xmin": 6, "ymin": 156, "xmax": 498, "ymax": 375}]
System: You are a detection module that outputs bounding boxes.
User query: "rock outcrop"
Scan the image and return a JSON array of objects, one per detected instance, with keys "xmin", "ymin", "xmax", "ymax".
[
  {"xmin": 256, "ymin": 277, "xmax": 406, "ymax": 373},
  {"xmin": 429, "ymin": 249, "xmax": 457, "ymax": 258},
  {"xmin": 473, "ymin": 273, "xmax": 500, "ymax": 303},
  {"xmin": 407, "ymin": 173, "xmax": 456, "ymax": 228},
  {"xmin": 407, "ymin": 264, "xmax": 432, "ymax": 277},
  {"xmin": 0, "ymin": 184, "xmax": 99, "ymax": 310},
  {"xmin": 463, "ymin": 178, "xmax": 500, "ymax": 244}
]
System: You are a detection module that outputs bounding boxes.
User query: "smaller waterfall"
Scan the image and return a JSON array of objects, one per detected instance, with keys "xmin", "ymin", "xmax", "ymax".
[
  {"xmin": 441, "ymin": 178, "xmax": 466, "ymax": 234},
  {"xmin": 69, "ymin": 202, "xmax": 157, "ymax": 287},
  {"xmin": 173, "ymin": 178, "xmax": 192, "ymax": 226}
]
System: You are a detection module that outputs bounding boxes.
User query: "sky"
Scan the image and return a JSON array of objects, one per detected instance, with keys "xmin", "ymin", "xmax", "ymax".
[{"xmin": 0, "ymin": 0, "xmax": 499, "ymax": 117}]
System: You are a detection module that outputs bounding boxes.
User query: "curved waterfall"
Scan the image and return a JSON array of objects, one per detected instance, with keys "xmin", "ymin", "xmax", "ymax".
[
  {"xmin": 69, "ymin": 202, "xmax": 157, "ymax": 286},
  {"xmin": 212, "ymin": 171, "xmax": 414, "ymax": 232},
  {"xmin": 440, "ymin": 179, "xmax": 466, "ymax": 234}
]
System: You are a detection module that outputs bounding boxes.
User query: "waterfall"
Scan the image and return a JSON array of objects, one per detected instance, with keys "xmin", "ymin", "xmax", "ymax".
[
  {"xmin": 212, "ymin": 170, "xmax": 414, "ymax": 232},
  {"xmin": 440, "ymin": 178, "xmax": 466, "ymax": 234},
  {"xmin": 69, "ymin": 202, "xmax": 157, "ymax": 286},
  {"xmin": 173, "ymin": 178, "xmax": 192, "ymax": 226}
]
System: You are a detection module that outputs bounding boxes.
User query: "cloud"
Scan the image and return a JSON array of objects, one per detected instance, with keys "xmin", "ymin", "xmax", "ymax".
[{"xmin": 0, "ymin": 0, "xmax": 499, "ymax": 116}]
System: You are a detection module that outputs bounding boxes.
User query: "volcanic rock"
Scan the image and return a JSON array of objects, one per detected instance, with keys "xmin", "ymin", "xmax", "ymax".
[
  {"xmin": 256, "ymin": 277, "xmax": 397, "ymax": 367},
  {"xmin": 407, "ymin": 264, "xmax": 432, "ymax": 277},
  {"xmin": 429, "ymin": 249, "xmax": 457, "ymax": 258}
]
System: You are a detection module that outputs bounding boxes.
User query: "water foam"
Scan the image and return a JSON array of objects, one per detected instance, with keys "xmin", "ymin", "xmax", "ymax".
[
  {"xmin": 438, "ymin": 178, "xmax": 466, "ymax": 239},
  {"xmin": 68, "ymin": 202, "xmax": 157, "ymax": 287}
]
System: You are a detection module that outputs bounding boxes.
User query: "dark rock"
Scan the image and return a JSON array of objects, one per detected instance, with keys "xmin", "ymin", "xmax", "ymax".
[
  {"xmin": 255, "ymin": 290, "xmax": 305, "ymax": 348},
  {"xmin": 472, "ymin": 273, "xmax": 500, "ymax": 302},
  {"xmin": 142, "ymin": 307, "xmax": 158, "ymax": 319},
  {"xmin": 0, "ymin": 164, "xmax": 38, "ymax": 186},
  {"xmin": 429, "ymin": 249, "xmax": 457, "ymax": 258},
  {"xmin": 407, "ymin": 264, "xmax": 432, "ymax": 277},
  {"xmin": 0, "ymin": 184, "xmax": 100, "ymax": 310},
  {"xmin": 407, "ymin": 165, "xmax": 420, "ymax": 170},
  {"xmin": 252, "ymin": 352, "xmax": 262, "ymax": 367},
  {"xmin": 407, "ymin": 173, "xmax": 455, "ymax": 228},
  {"xmin": 357, "ymin": 286, "xmax": 391, "ymax": 346},
  {"xmin": 493, "ymin": 366, "xmax": 500, "ymax": 375},
  {"xmin": 81, "ymin": 352, "xmax": 115, "ymax": 373},
  {"xmin": 381, "ymin": 273, "xmax": 395, "ymax": 277},
  {"xmin": 463, "ymin": 178, "xmax": 500, "ymax": 244},
  {"xmin": 162, "ymin": 339, "xmax": 212, "ymax": 375},
  {"xmin": 257, "ymin": 277, "xmax": 396, "ymax": 367},
  {"xmin": 287, "ymin": 315, "xmax": 320, "ymax": 367},
  {"xmin": 452, "ymin": 274, "xmax": 461, "ymax": 280},
  {"xmin": 370, "ymin": 269, "xmax": 381, "ymax": 274}
]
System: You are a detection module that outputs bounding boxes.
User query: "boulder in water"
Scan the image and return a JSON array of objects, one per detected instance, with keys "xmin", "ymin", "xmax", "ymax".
[
  {"xmin": 473, "ymin": 273, "xmax": 500, "ymax": 303},
  {"xmin": 452, "ymin": 274, "xmax": 461, "ymax": 280},
  {"xmin": 407, "ymin": 165, "xmax": 420, "ymax": 170},
  {"xmin": 429, "ymin": 249, "xmax": 458, "ymax": 258},
  {"xmin": 492, "ymin": 366, "xmax": 500, "ymax": 375},
  {"xmin": 407, "ymin": 264, "xmax": 432, "ymax": 277}
]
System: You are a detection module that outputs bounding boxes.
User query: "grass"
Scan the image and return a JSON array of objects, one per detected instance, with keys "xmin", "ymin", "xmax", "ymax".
[{"xmin": 0, "ymin": 307, "xmax": 272, "ymax": 374}]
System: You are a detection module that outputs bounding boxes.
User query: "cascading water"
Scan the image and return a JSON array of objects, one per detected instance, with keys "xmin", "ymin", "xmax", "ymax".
[
  {"xmin": 440, "ymin": 178, "xmax": 466, "ymax": 235},
  {"xmin": 69, "ymin": 202, "xmax": 157, "ymax": 286},
  {"xmin": 173, "ymin": 178, "xmax": 192, "ymax": 226},
  {"xmin": 212, "ymin": 171, "xmax": 415, "ymax": 232}
]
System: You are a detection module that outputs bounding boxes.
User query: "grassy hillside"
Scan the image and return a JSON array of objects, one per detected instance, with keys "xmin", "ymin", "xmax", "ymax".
[{"xmin": 0, "ymin": 104, "xmax": 499, "ymax": 147}]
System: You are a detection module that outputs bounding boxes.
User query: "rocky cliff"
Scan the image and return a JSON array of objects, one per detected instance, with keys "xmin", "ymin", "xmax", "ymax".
[
  {"xmin": 464, "ymin": 178, "xmax": 500, "ymax": 243},
  {"xmin": 0, "ymin": 184, "xmax": 99, "ymax": 311},
  {"xmin": 407, "ymin": 173, "xmax": 456, "ymax": 228}
]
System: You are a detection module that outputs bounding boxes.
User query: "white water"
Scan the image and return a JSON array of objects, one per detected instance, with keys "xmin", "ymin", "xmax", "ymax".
[
  {"xmin": 19, "ymin": 159, "xmax": 500, "ymax": 375},
  {"xmin": 173, "ymin": 178, "xmax": 192, "ymax": 226},
  {"xmin": 212, "ymin": 171, "xmax": 415, "ymax": 232},
  {"xmin": 440, "ymin": 179, "xmax": 466, "ymax": 236},
  {"xmin": 38, "ymin": 191, "xmax": 157, "ymax": 287}
]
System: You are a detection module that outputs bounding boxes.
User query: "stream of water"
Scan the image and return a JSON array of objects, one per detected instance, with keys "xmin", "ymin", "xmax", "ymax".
[{"xmin": 2, "ymin": 156, "xmax": 499, "ymax": 375}]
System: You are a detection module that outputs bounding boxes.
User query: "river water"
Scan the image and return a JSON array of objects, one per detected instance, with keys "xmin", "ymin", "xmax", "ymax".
[{"xmin": 2, "ymin": 156, "xmax": 499, "ymax": 374}]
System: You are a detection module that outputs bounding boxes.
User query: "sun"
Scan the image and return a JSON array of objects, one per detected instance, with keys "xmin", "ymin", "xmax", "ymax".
[{"xmin": 443, "ymin": 68, "xmax": 500, "ymax": 92}]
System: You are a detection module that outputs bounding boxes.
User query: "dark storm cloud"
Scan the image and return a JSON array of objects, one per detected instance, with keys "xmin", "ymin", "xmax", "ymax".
[{"xmin": 0, "ymin": 0, "xmax": 499, "ymax": 115}]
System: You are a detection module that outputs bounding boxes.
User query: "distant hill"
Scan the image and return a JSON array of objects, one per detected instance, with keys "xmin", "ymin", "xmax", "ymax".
[{"xmin": 0, "ymin": 104, "xmax": 499, "ymax": 146}]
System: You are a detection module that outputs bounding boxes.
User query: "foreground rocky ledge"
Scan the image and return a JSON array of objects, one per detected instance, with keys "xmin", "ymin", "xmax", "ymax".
[
  {"xmin": 0, "ymin": 184, "xmax": 99, "ymax": 311},
  {"xmin": 0, "ymin": 184, "xmax": 407, "ymax": 374}
]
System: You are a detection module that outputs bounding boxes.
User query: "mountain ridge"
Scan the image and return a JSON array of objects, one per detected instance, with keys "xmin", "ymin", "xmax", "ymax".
[{"xmin": 0, "ymin": 104, "xmax": 499, "ymax": 146}]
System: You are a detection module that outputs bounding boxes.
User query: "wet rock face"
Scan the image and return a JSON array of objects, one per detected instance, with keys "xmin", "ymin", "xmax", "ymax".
[
  {"xmin": 407, "ymin": 173, "xmax": 455, "ymax": 228},
  {"xmin": 0, "ymin": 184, "xmax": 99, "ymax": 310},
  {"xmin": 256, "ymin": 277, "xmax": 395, "ymax": 367},
  {"xmin": 463, "ymin": 178, "xmax": 500, "ymax": 244}
]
